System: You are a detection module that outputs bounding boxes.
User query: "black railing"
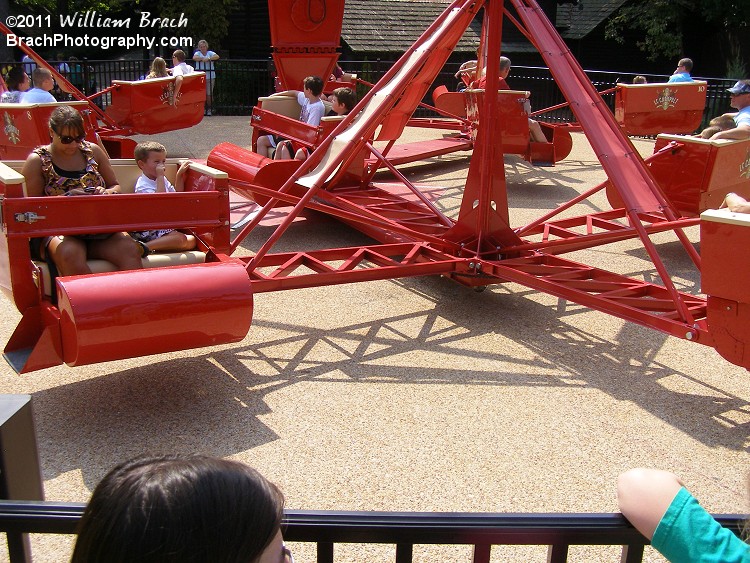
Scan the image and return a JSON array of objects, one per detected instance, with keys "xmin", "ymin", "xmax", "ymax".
[
  {"xmin": 0, "ymin": 499, "xmax": 746, "ymax": 563},
  {"xmin": 1, "ymin": 59, "xmax": 736, "ymax": 128}
]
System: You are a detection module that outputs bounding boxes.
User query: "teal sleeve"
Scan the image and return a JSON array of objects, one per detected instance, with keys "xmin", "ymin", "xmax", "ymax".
[{"xmin": 652, "ymin": 487, "xmax": 750, "ymax": 563}]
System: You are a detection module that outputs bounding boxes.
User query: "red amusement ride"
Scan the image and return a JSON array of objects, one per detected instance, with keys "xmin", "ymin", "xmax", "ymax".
[{"xmin": 2, "ymin": 0, "xmax": 750, "ymax": 374}]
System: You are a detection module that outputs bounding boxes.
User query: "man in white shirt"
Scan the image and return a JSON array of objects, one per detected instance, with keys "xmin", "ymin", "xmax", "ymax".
[
  {"xmin": 20, "ymin": 68, "xmax": 56, "ymax": 103},
  {"xmin": 170, "ymin": 49, "xmax": 194, "ymax": 107}
]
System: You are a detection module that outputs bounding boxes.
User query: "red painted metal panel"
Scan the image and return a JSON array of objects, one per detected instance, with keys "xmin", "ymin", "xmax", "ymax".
[
  {"xmin": 4, "ymin": 192, "xmax": 227, "ymax": 239},
  {"xmin": 701, "ymin": 211, "xmax": 750, "ymax": 303},
  {"xmin": 609, "ymin": 136, "xmax": 750, "ymax": 218},
  {"xmin": 432, "ymin": 85, "xmax": 468, "ymax": 118},
  {"xmin": 268, "ymin": 0, "xmax": 345, "ymax": 90},
  {"xmin": 105, "ymin": 75, "xmax": 205, "ymax": 134},
  {"xmin": 615, "ymin": 82, "xmax": 707, "ymax": 136},
  {"xmin": 466, "ymin": 89, "xmax": 530, "ymax": 155},
  {"xmin": 57, "ymin": 261, "xmax": 252, "ymax": 366},
  {"xmin": 208, "ymin": 142, "xmax": 305, "ymax": 206},
  {"xmin": 0, "ymin": 102, "xmax": 94, "ymax": 160}
]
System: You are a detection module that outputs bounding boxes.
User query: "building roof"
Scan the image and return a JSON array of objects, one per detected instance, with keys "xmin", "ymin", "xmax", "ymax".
[
  {"xmin": 341, "ymin": 0, "xmax": 626, "ymax": 55},
  {"xmin": 557, "ymin": 0, "xmax": 629, "ymax": 40},
  {"xmin": 341, "ymin": 0, "xmax": 481, "ymax": 54}
]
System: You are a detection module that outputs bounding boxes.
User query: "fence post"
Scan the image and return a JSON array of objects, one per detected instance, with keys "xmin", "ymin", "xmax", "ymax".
[{"xmin": 0, "ymin": 395, "xmax": 44, "ymax": 563}]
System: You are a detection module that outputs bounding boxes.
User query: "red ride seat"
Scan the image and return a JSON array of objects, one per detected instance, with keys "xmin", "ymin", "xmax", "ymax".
[
  {"xmin": 0, "ymin": 101, "xmax": 93, "ymax": 160},
  {"xmin": 105, "ymin": 73, "xmax": 206, "ymax": 134},
  {"xmin": 614, "ymin": 81, "xmax": 707, "ymax": 136}
]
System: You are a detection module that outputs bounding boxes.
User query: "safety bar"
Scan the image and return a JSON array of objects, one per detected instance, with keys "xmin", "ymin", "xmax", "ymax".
[{"xmin": 0, "ymin": 500, "xmax": 745, "ymax": 563}]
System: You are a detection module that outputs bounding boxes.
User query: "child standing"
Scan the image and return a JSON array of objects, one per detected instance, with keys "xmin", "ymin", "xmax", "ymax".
[{"xmin": 131, "ymin": 142, "xmax": 196, "ymax": 255}]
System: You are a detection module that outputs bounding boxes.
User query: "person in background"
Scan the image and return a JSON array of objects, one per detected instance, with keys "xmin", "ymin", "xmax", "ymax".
[
  {"xmin": 1, "ymin": 67, "xmax": 30, "ymax": 103},
  {"xmin": 668, "ymin": 58, "xmax": 694, "ymax": 83},
  {"xmin": 473, "ymin": 56, "xmax": 547, "ymax": 144},
  {"xmin": 129, "ymin": 141, "xmax": 196, "ymax": 255},
  {"xmin": 20, "ymin": 67, "xmax": 56, "ymax": 103},
  {"xmin": 472, "ymin": 55, "xmax": 510, "ymax": 90},
  {"xmin": 70, "ymin": 454, "xmax": 291, "ymax": 563},
  {"xmin": 21, "ymin": 54, "xmax": 36, "ymax": 75},
  {"xmin": 709, "ymin": 80, "xmax": 750, "ymax": 141},
  {"xmin": 698, "ymin": 114, "xmax": 735, "ymax": 138},
  {"xmin": 617, "ymin": 468, "xmax": 749, "ymax": 562},
  {"xmin": 330, "ymin": 63, "xmax": 344, "ymax": 81},
  {"xmin": 20, "ymin": 106, "xmax": 143, "ymax": 277},
  {"xmin": 170, "ymin": 50, "xmax": 194, "ymax": 106},
  {"xmin": 68, "ymin": 56, "xmax": 84, "ymax": 92},
  {"xmin": 51, "ymin": 53, "xmax": 70, "ymax": 100},
  {"xmin": 193, "ymin": 39, "xmax": 220, "ymax": 116},
  {"xmin": 55, "ymin": 53, "xmax": 69, "ymax": 81},
  {"xmin": 145, "ymin": 57, "xmax": 170, "ymax": 79},
  {"xmin": 455, "ymin": 48, "xmax": 479, "ymax": 91},
  {"xmin": 632, "ymin": 75, "xmax": 647, "ymax": 84}
]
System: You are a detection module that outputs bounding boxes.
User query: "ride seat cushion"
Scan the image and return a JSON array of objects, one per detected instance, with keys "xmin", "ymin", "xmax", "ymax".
[{"xmin": 35, "ymin": 250, "xmax": 206, "ymax": 297}]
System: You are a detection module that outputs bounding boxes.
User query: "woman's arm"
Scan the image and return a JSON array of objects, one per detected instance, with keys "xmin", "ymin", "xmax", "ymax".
[
  {"xmin": 617, "ymin": 468, "xmax": 683, "ymax": 540},
  {"xmin": 90, "ymin": 144, "xmax": 121, "ymax": 194},
  {"xmin": 20, "ymin": 152, "xmax": 45, "ymax": 197}
]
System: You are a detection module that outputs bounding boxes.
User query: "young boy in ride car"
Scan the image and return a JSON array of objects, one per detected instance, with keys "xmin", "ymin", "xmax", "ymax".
[
  {"xmin": 130, "ymin": 141, "xmax": 196, "ymax": 255},
  {"xmin": 256, "ymin": 75, "xmax": 326, "ymax": 160},
  {"xmin": 327, "ymin": 87, "xmax": 356, "ymax": 116}
]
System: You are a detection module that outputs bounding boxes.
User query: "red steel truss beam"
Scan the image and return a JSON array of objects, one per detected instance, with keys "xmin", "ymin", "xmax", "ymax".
[
  {"xmin": 482, "ymin": 254, "xmax": 710, "ymax": 344},
  {"xmin": 246, "ymin": 243, "xmax": 462, "ymax": 293},
  {"xmin": 503, "ymin": 211, "xmax": 700, "ymax": 256}
]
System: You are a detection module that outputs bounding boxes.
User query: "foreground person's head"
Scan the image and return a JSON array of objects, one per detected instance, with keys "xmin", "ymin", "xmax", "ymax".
[{"xmin": 71, "ymin": 454, "xmax": 288, "ymax": 563}]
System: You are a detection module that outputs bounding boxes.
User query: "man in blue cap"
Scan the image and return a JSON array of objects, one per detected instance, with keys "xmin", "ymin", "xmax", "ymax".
[{"xmin": 710, "ymin": 80, "xmax": 750, "ymax": 140}]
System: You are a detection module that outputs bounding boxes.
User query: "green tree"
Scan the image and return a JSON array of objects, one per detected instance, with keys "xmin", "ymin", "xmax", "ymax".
[
  {"xmin": 605, "ymin": 0, "xmax": 750, "ymax": 75},
  {"xmin": 151, "ymin": 0, "xmax": 237, "ymax": 50}
]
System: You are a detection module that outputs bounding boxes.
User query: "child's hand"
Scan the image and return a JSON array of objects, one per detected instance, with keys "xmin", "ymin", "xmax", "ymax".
[
  {"xmin": 156, "ymin": 163, "xmax": 166, "ymax": 177},
  {"xmin": 175, "ymin": 160, "xmax": 190, "ymax": 178}
]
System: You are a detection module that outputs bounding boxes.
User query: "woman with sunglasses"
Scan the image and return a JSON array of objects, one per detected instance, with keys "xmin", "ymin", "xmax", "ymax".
[
  {"xmin": 71, "ymin": 454, "xmax": 293, "ymax": 563},
  {"xmin": 20, "ymin": 105, "xmax": 143, "ymax": 276}
]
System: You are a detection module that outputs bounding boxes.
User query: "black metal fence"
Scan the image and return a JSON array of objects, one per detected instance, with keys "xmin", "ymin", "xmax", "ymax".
[
  {"xmin": 3, "ymin": 58, "xmax": 737, "ymax": 129},
  {"xmin": 1, "ymin": 499, "xmax": 746, "ymax": 563}
]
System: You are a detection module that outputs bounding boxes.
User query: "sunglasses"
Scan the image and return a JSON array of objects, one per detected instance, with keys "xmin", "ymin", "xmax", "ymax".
[{"xmin": 54, "ymin": 131, "xmax": 86, "ymax": 144}]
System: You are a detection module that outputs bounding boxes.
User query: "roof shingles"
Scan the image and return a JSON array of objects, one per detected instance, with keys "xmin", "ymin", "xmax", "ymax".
[{"xmin": 341, "ymin": 0, "xmax": 627, "ymax": 55}]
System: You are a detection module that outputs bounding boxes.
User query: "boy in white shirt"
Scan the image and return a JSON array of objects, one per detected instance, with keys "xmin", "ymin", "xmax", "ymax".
[
  {"xmin": 256, "ymin": 75, "xmax": 326, "ymax": 160},
  {"xmin": 130, "ymin": 141, "xmax": 196, "ymax": 255}
]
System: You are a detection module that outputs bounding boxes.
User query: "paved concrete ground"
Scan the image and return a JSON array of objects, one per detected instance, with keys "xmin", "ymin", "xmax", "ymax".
[{"xmin": 1, "ymin": 118, "xmax": 749, "ymax": 562}]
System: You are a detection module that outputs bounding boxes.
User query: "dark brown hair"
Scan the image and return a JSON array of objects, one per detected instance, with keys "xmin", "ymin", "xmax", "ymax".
[
  {"xmin": 303, "ymin": 75, "xmax": 324, "ymax": 97},
  {"xmin": 5, "ymin": 67, "xmax": 27, "ymax": 91},
  {"xmin": 332, "ymin": 87, "xmax": 356, "ymax": 112},
  {"xmin": 48, "ymin": 105, "xmax": 84, "ymax": 137},
  {"xmin": 71, "ymin": 454, "xmax": 285, "ymax": 563}
]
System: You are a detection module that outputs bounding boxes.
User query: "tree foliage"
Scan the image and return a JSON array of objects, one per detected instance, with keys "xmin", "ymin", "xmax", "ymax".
[
  {"xmin": 135, "ymin": 0, "xmax": 237, "ymax": 50},
  {"xmin": 606, "ymin": 0, "xmax": 750, "ymax": 73},
  {"xmin": 9, "ymin": 0, "xmax": 237, "ymax": 50},
  {"xmin": 605, "ymin": 0, "xmax": 692, "ymax": 60}
]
